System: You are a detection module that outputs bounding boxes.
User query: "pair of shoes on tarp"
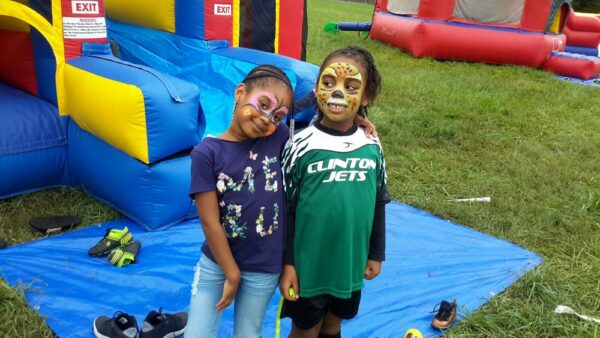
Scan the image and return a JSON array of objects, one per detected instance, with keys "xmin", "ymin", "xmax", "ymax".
[
  {"xmin": 88, "ymin": 227, "xmax": 141, "ymax": 267},
  {"xmin": 93, "ymin": 308, "xmax": 187, "ymax": 338},
  {"xmin": 431, "ymin": 300, "xmax": 457, "ymax": 330}
]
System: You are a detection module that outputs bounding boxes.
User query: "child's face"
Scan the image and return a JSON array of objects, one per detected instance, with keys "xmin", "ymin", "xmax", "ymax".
[
  {"xmin": 316, "ymin": 56, "xmax": 368, "ymax": 125},
  {"xmin": 234, "ymin": 83, "xmax": 293, "ymax": 139}
]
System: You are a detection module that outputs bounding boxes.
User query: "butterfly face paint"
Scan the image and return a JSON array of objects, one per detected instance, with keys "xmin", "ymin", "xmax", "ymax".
[
  {"xmin": 316, "ymin": 62, "xmax": 366, "ymax": 123},
  {"xmin": 241, "ymin": 91, "xmax": 289, "ymax": 125}
]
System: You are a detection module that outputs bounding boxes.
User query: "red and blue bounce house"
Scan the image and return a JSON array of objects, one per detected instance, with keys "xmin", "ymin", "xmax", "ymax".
[{"xmin": 368, "ymin": 0, "xmax": 600, "ymax": 84}]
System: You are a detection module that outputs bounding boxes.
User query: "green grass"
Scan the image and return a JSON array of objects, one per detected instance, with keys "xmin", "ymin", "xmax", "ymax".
[{"xmin": 2, "ymin": 0, "xmax": 600, "ymax": 336}]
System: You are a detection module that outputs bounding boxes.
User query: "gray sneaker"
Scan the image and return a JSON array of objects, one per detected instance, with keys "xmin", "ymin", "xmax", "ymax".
[
  {"xmin": 139, "ymin": 308, "xmax": 187, "ymax": 338},
  {"xmin": 93, "ymin": 312, "xmax": 138, "ymax": 338}
]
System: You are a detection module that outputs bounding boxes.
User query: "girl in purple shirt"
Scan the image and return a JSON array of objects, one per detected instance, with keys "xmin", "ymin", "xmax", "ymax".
[{"xmin": 185, "ymin": 65, "xmax": 294, "ymax": 338}]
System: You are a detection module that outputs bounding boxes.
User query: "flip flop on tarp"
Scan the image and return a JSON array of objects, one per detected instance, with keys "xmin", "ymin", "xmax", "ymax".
[
  {"xmin": 0, "ymin": 239, "xmax": 6, "ymax": 249},
  {"xmin": 28, "ymin": 216, "xmax": 81, "ymax": 235}
]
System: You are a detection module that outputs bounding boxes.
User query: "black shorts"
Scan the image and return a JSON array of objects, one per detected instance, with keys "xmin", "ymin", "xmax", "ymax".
[{"xmin": 281, "ymin": 290, "xmax": 362, "ymax": 330}]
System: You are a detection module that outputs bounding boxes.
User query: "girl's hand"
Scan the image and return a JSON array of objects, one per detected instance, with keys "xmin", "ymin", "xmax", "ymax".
[
  {"xmin": 364, "ymin": 260, "xmax": 382, "ymax": 280},
  {"xmin": 355, "ymin": 114, "xmax": 378, "ymax": 138},
  {"xmin": 216, "ymin": 274, "xmax": 240, "ymax": 311},
  {"xmin": 279, "ymin": 265, "xmax": 299, "ymax": 301}
]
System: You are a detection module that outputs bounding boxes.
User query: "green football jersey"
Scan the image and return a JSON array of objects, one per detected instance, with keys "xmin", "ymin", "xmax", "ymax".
[{"xmin": 282, "ymin": 124, "xmax": 388, "ymax": 298}]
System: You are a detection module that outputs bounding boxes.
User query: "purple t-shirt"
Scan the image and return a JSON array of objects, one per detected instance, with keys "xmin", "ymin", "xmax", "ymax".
[{"xmin": 190, "ymin": 124, "xmax": 289, "ymax": 274}]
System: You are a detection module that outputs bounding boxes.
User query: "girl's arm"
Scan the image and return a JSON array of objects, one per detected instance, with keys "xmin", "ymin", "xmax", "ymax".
[
  {"xmin": 365, "ymin": 202, "xmax": 386, "ymax": 280},
  {"xmin": 355, "ymin": 114, "xmax": 378, "ymax": 138},
  {"xmin": 195, "ymin": 192, "xmax": 240, "ymax": 310},
  {"xmin": 280, "ymin": 203, "xmax": 299, "ymax": 301}
]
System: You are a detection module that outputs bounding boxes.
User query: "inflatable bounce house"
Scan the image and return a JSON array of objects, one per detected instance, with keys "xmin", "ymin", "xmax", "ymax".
[
  {"xmin": 0, "ymin": 0, "xmax": 316, "ymax": 230},
  {"xmin": 565, "ymin": 10, "xmax": 600, "ymax": 59},
  {"xmin": 368, "ymin": 0, "xmax": 600, "ymax": 82}
]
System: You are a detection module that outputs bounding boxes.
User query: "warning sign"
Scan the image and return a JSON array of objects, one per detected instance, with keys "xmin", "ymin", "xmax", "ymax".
[{"xmin": 63, "ymin": 17, "xmax": 107, "ymax": 39}]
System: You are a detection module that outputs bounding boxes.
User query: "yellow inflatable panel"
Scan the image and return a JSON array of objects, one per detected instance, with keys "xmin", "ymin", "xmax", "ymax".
[
  {"xmin": 549, "ymin": 9, "xmax": 563, "ymax": 34},
  {"xmin": 232, "ymin": 0, "xmax": 240, "ymax": 47},
  {"xmin": 65, "ymin": 64, "xmax": 150, "ymax": 163},
  {"xmin": 104, "ymin": 0, "xmax": 175, "ymax": 33}
]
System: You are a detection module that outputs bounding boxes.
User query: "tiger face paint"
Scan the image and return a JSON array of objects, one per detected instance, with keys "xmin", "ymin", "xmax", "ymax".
[{"xmin": 316, "ymin": 61, "xmax": 366, "ymax": 124}]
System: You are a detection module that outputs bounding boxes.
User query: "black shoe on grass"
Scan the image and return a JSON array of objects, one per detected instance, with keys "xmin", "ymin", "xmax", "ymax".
[
  {"xmin": 93, "ymin": 312, "xmax": 138, "ymax": 338},
  {"xmin": 431, "ymin": 300, "xmax": 457, "ymax": 330},
  {"xmin": 139, "ymin": 308, "xmax": 187, "ymax": 338}
]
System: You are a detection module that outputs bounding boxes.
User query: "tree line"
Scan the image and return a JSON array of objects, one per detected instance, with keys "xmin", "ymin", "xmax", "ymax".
[{"xmin": 572, "ymin": 0, "xmax": 600, "ymax": 12}]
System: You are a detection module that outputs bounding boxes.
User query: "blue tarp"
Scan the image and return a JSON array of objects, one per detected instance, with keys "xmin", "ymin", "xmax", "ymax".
[
  {"xmin": 0, "ymin": 202, "xmax": 541, "ymax": 337},
  {"xmin": 557, "ymin": 75, "xmax": 600, "ymax": 87}
]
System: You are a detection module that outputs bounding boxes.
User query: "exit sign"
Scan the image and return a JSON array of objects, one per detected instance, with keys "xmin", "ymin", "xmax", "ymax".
[
  {"xmin": 214, "ymin": 4, "xmax": 232, "ymax": 16},
  {"xmin": 72, "ymin": 1, "xmax": 99, "ymax": 14}
]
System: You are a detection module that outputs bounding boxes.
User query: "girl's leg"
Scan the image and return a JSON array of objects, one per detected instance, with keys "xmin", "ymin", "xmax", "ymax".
[
  {"xmin": 232, "ymin": 270, "xmax": 279, "ymax": 338},
  {"xmin": 289, "ymin": 322, "xmax": 323, "ymax": 338},
  {"xmin": 185, "ymin": 255, "xmax": 227, "ymax": 338},
  {"xmin": 318, "ymin": 312, "xmax": 342, "ymax": 337}
]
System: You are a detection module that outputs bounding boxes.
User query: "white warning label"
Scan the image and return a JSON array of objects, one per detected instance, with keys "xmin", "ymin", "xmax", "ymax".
[{"xmin": 63, "ymin": 17, "xmax": 106, "ymax": 39}]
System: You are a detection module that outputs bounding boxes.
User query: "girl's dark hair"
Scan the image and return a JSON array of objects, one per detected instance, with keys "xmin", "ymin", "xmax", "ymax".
[
  {"xmin": 319, "ymin": 46, "xmax": 382, "ymax": 115},
  {"xmin": 242, "ymin": 64, "xmax": 294, "ymax": 95}
]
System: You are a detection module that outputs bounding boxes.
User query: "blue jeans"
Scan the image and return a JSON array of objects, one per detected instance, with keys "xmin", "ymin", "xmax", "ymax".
[{"xmin": 185, "ymin": 255, "xmax": 279, "ymax": 338}]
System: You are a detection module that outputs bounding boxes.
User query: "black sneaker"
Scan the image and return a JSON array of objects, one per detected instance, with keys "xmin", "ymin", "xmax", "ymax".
[
  {"xmin": 93, "ymin": 312, "xmax": 138, "ymax": 338},
  {"xmin": 139, "ymin": 308, "xmax": 187, "ymax": 338},
  {"xmin": 431, "ymin": 300, "xmax": 457, "ymax": 330},
  {"xmin": 88, "ymin": 227, "xmax": 134, "ymax": 256}
]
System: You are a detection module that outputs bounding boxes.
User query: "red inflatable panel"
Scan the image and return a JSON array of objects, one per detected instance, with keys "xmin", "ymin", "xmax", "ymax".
[
  {"xmin": 565, "ymin": 26, "xmax": 600, "ymax": 48},
  {"xmin": 418, "ymin": 0, "xmax": 454, "ymax": 21},
  {"xmin": 370, "ymin": 13, "xmax": 421, "ymax": 53},
  {"xmin": 543, "ymin": 53, "xmax": 600, "ymax": 79},
  {"xmin": 375, "ymin": 0, "xmax": 388, "ymax": 13},
  {"xmin": 371, "ymin": 13, "xmax": 565, "ymax": 68},
  {"xmin": 520, "ymin": 0, "xmax": 553, "ymax": 32},
  {"xmin": 205, "ymin": 0, "xmax": 233, "ymax": 42},
  {"xmin": 567, "ymin": 12, "xmax": 600, "ymax": 32},
  {"xmin": 279, "ymin": 0, "xmax": 305, "ymax": 59},
  {"xmin": 0, "ymin": 31, "xmax": 37, "ymax": 95}
]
